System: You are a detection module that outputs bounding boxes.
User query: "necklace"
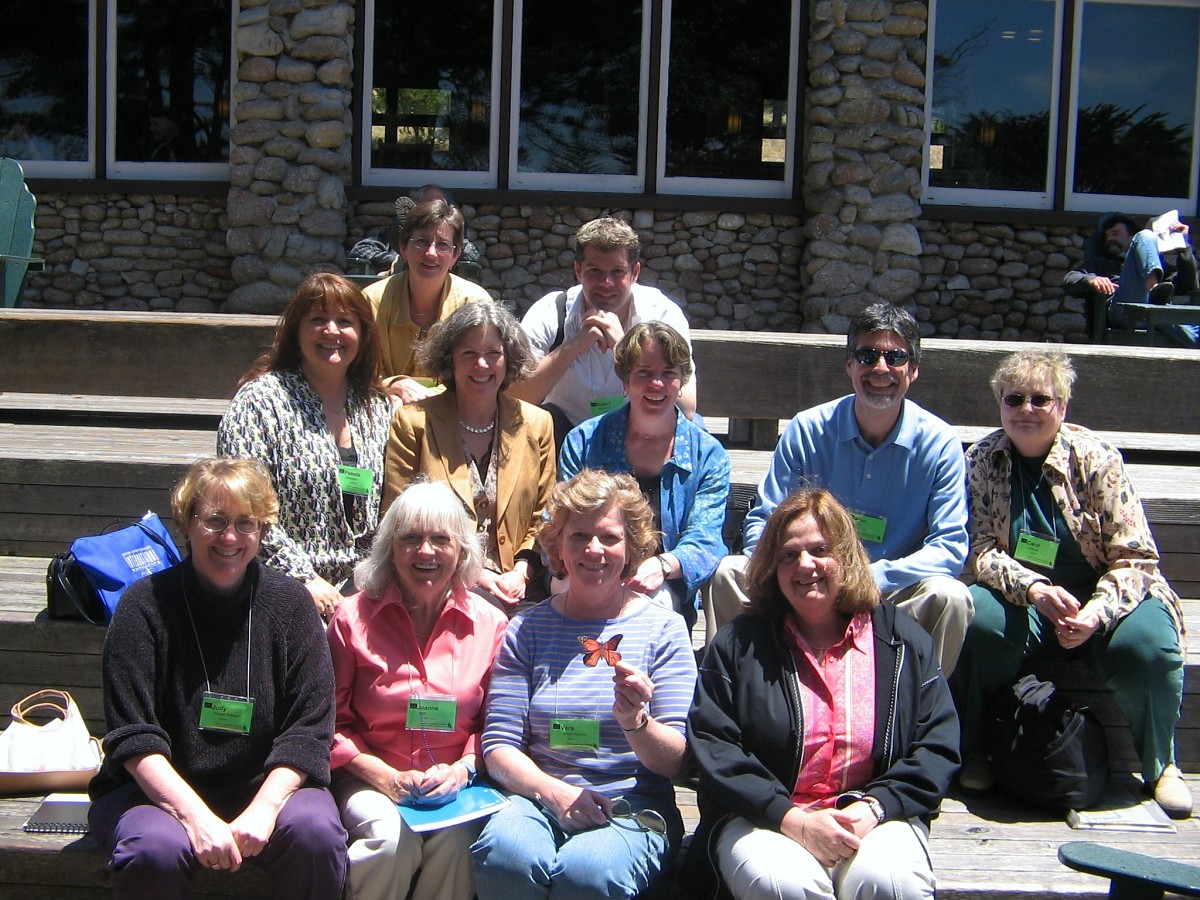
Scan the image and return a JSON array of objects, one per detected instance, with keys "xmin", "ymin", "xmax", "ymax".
[{"xmin": 459, "ymin": 418, "xmax": 496, "ymax": 434}]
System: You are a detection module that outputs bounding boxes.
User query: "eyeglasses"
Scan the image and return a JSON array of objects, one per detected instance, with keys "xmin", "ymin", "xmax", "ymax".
[
  {"xmin": 409, "ymin": 238, "xmax": 457, "ymax": 256},
  {"xmin": 609, "ymin": 797, "xmax": 668, "ymax": 835},
  {"xmin": 1002, "ymin": 392, "xmax": 1056, "ymax": 409},
  {"xmin": 852, "ymin": 347, "xmax": 910, "ymax": 367},
  {"xmin": 195, "ymin": 513, "xmax": 261, "ymax": 535},
  {"xmin": 395, "ymin": 532, "xmax": 455, "ymax": 549}
]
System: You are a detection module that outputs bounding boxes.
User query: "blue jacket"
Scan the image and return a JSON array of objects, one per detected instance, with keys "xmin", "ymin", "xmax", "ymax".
[{"xmin": 559, "ymin": 405, "xmax": 730, "ymax": 607}]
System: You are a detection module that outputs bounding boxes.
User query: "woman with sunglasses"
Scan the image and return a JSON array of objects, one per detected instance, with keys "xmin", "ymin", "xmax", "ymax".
[
  {"xmin": 89, "ymin": 458, "xmax": 346, "ymax": 898},
  {"xmin": 956, "ymin": 350, "xmax": 1189, "ymax": 818},
  {"xmin": 362, "ymin": 199, "xmax": 494, "ymax": 406}
]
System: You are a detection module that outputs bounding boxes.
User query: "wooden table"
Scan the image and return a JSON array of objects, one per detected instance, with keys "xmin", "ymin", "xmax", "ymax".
[{"xmin": 1114, "ymin": 302, "xmax": 1200, "ymax": 346}]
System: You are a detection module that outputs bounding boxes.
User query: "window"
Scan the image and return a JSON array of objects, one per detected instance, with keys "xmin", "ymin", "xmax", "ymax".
[
  {"xmin": 658, "ymin": 0, "xmax": 797, "ymax": 197},
  {"xmin": 1, "ymin": 0, "xmax": 93, "ymax": 178},
  {"xmin": 362, "ymin": 0, "xmax": 499, "ymax": 188},
  {"xmin": 925, "ymin": 0, "xmax": 1200, "ymax": 215}
]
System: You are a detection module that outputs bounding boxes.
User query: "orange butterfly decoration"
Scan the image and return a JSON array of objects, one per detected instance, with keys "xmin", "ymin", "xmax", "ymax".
[{"xmin": 578, "ymin": 633, "xmax": 623, "ymax": 667}]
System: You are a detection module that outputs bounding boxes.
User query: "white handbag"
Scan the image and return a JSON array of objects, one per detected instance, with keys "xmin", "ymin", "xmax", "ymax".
[{"xmin": 0, "ymin": 689, "xmax": 103, "ymax": 794}]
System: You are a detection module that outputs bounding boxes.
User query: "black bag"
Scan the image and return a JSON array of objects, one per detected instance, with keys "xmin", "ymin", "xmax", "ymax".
[{"xmin": 987, "ymin": 674, "xmax": 1109, "ymax": 811}]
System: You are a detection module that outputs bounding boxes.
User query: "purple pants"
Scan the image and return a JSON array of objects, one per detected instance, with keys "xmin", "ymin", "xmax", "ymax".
[{"xmin": 89, "ymin": 782, "xmax": 347, "ymax": 899}]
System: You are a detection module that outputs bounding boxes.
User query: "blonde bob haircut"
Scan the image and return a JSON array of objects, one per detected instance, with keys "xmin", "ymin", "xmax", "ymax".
[
  {"xmin": 171, "ymin": 457, "xmax": 280, "ymax": 531},
  {"xmin": 538, "ymin": 469, "xmax": 658, "ymax": 579},
  {"xmin": 746, "ymin": 488, "xmax": 881, "ymax": 618},
  {"xmin": 613, "ymin": 321, "xmax": 694, "ymax": 387},
  {"xmin": 354, "ymin": 479, "xmax": 483, "ymax": 598},
  {"xmin": 989, "ymin": 349, "xmax": 1076, "ymax": 407}
]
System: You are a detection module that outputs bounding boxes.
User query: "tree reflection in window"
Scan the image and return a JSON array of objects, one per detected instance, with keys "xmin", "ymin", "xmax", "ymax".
[
  {"xmin": 114, "ymin": 0, "xmax": 230, "ymax": 163},
  {"xmin": 517, "ymin": 0, "xmax": 642, "ymax": 175}
]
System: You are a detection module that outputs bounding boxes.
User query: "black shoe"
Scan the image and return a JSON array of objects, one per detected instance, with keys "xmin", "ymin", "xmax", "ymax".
[{"xmin": 1149, "ymin": 282, "xmax": 1175, "ymax": 305}]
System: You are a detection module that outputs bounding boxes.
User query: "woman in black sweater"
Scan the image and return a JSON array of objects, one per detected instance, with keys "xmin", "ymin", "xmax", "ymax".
[{"xmin": 88, "ymin": 458, "xmax": 346, "ymax": 899}]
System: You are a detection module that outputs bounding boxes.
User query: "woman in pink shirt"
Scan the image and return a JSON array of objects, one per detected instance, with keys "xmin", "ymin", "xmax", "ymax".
[
  {"xmin": 685, "ymin": 489, "xmax": 960, "ymax": 900},
  {"xmin": 327, "ymin": 480, "xmax": 508, "ymax": 900}
]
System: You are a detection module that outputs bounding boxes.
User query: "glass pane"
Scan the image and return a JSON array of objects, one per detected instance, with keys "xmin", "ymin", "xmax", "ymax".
[
  {"xmin": 1074, "ymin": 2, "xmax": 1198, "ymax": 199},
  {"xmin": 664, "ymin": 0, "xmax": 791, "ymax": 181},
  {"xmin": 928, "ymin": 0, "xmax": 1056, "ymax": 192},
  {"xmin": 370, "ymin": 0, "xmax": 494, "ymax": 172},
  {"xmin": 114, "ymin": 0, "xmax": 231, "ymax": 163},
  {"xmin": 517, "ymin": 0, "xmax": 641, "ymax": 175},
  {"xmin": 1, "ymin": 0, "xmax": 89, "ymax": 162}
]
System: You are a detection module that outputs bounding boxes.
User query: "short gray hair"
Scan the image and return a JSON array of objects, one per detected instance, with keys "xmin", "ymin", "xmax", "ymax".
[{"xmin": 354, "ymin": 480, "xmax": 483, "ymax": 597}]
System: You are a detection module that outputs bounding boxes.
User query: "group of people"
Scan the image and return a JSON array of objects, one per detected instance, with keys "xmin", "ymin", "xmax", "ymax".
[{"xmin": 83, "ymin": 205, "xmax": 1191, "ymax": 900}]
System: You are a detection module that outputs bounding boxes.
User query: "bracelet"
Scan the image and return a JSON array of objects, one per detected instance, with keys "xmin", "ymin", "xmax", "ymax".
[
  {"xmin": 622, "ymin": 711, "xmax": 651, "ymax": 733},
  {"xmin": 657, "ymin": 555, "xmax": 671, "ymax": 578}
]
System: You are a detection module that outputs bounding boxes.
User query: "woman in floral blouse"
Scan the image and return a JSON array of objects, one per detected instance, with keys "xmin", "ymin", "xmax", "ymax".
[
  {"xmin": 219, "ymin": 272, "xmax": 391, "ymax": 620},
  {"xmin": 956, "ymin": 349, "xmax": 1189, "ymax": 818}
]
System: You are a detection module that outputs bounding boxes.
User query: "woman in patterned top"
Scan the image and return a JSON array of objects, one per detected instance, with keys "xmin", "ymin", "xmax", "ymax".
[
  {"xmin": 956, "ymin": 349, "xmax": 1189, "ymax": 818},
  {"xmin": 218, "ymin": 272, "xmax": 391, "ymax": 619},
  {"xmin": 383, "ymin": 301, "xmax": 555, "ymax": 613},
  {"xmin": 471, "ymin": 469, "xmax": 697, "ymax": 898}
]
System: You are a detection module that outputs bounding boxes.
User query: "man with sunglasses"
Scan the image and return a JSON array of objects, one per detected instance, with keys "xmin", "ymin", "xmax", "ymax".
[{"xmin": 703, "ymin": 304, "xmax": 972, "ymax": 676}]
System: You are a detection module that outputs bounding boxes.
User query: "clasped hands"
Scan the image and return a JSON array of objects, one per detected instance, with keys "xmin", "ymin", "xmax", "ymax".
[
  {"xmin": 184, "ymin": 799, "xmax": 278, "ymax": 873},
  {"xmin": 570, "ymin": 310, "xmax": 625, "ymax": 356},
  {"xmin": 1027, "ymin": 582, "xmax": 1100, "ymax": 649},
  {"xmin": 389, "ymin": 761, "xmax": 469, "ymax": 806},
  {"xmin": 783, "ymin": 803, "xmax": 877, "ymax": 868}
]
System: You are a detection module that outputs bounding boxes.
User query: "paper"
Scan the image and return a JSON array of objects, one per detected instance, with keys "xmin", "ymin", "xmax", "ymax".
[
  {"xmin": 1067, "ymin": 795, "xmax": 1177, "ymax": 833},
  {"xmin": 1150, "ymin": 210, "xmax": 1189, "ymax": 253},
  {"xmin": 397, "ymin": 783, "xmax": 511, "ymax": 834},
  {"xmin": 22, "ymin": 792, "xmax": 90, "ymax": 834}
]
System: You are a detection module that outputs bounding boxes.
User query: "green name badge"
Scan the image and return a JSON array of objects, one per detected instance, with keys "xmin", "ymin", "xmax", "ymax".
[
  {"xmin": 406, "ymin": 696, "xmax": 458, "ymax": 733},
  {"xmin": 199, "ymin": 692, "xmax": 254, "ymax": 734},
  {"xmin": 549, "ymin": 717, "xmax": 601, "ymax": 750},
  {"xmin": 851, "ymin": 512, "xmax": 887, "ymax": 544},
  {"xmin": 338, "ymin": 464, "xmax": 373, "ymax": 496},
  {"xmin": 589, "ymin": 395, "xmax": 627, "ymax": 417},
  {"xmin": 1014, "ymin": 531, "xmax": 1060, "ymax": 568}
]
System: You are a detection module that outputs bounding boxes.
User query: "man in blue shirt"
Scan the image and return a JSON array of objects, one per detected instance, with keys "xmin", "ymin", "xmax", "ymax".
[{"xmin": 702, "ymin": 303, "xmax": 973, "ymax": 675}]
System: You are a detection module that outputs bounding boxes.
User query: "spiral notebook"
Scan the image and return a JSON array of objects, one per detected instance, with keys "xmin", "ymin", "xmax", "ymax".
[{"xmin": 22, "ymin": 792, "xmax": 91, "ymax": 834}]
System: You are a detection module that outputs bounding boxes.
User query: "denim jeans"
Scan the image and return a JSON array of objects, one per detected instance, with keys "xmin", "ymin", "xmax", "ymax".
[{"xmin": 470, "ymin": 791, "xmax": 682, "ymax": 899}]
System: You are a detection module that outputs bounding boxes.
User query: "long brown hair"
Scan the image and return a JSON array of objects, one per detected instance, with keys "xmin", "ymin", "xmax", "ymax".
[{"xmin": 239, "ymin": 271, "xmax": 384, "ymax": 398}]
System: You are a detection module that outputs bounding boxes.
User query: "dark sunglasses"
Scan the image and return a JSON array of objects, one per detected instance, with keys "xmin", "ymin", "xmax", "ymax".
[
  {"xmin": 609, "ymin": 797, "xmax": 668, "ymax": 835},
  {"xmin": 852, "ymin": 347, "xmax": 910, "ymax": 367},
  {"xmin": 1002, "ymin": 392, "xmax": 1056, "ymax": 409}
]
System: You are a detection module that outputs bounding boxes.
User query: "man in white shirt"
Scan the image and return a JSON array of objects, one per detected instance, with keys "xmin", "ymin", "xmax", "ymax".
[{"xmin": 509, "ymin": 217, "xmax": 697, "ymax": 445}]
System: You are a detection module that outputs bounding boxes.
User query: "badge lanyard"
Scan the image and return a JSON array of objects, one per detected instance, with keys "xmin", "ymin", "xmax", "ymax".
[
  {"xmin": 398, "ymin": 612, "xmax": 458, "ymax": 768},
  {"xmin": 549, "ymin": 594, "xmax": 610, "ymax": 751},
  {"xmin": 1012, "ymin": 455, "xmax": 1060, "ymax": 569},
  {"xmin": 182, "ymin": 578, "xmax": 255, "ymax": 735}
]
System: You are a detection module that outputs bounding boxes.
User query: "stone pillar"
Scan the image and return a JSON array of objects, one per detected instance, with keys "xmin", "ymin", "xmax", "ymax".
[
  {"xmin": 800, "ymin": 0, "xmax": 928, "ymax": 333},
  {"xmin": 225, "ymin": 0, "xmax": 355, "ymax": 313}
]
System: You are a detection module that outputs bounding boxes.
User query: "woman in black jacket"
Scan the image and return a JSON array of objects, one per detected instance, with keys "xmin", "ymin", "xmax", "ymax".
[{"xmin": 685, "ymin": 488, "xmax": 959, "ymax": 900}]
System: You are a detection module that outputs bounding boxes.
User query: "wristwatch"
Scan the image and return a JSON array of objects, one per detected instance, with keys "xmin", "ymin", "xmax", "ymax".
[
  {"xmin": 457, "ymin": 758, "xmax": 477, "ymax": 785},
  {"xmin": 863, "ymin": 795, "xmax": 886, "ymax": 825}
]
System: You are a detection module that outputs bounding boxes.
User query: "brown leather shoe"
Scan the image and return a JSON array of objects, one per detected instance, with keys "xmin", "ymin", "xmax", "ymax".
[{"xmin": 1153, "ymin": 764, "xmax": 1193, "ymax": 819}]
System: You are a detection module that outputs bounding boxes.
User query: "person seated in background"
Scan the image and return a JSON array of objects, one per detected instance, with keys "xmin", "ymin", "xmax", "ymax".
[
  {"xmin": 1063, "ymin": 211, "xmax": 1198, "ymax": 344},
  {"xmin": 508, "ymin": 217, "xmax": 698, "ymax": 449},
  {"xmin": 702, "ymin": 303, "xmax": 973, "ymax": 677},
  {"xmin": 470, "ymin": 470, "xmax": 698, "ymax": 899},
  {"xmin": 328, "ymin": 480, "xmax": 508, "ymax": 900},
  {"xmin": 383, "ymin": 301, "xmax": 556, "ymax": 613},
  {"xmin": 218, "ymin": 272, "xmax": 391, "ymax": 619},
  {"xmin": 685, "ymin": 488, "xmax": 959, "ymax": 900},
  {"xmin": 558, "ymin": 322, "xmax": 729, "ymax": 629},
  {"xmin": 362, "ymin": 200, "xmax": 495, "ymax": 406},
  {"xmin": 349, "ymin": 184, "xmax": 483, "ymax": 282},
  {"xmin": 954, "ymin": 349, "xmax": 1190, "ymax": 818},
  {"xmin": 88, "ymin": 458, "xmax": 346, "ymax": 899}
]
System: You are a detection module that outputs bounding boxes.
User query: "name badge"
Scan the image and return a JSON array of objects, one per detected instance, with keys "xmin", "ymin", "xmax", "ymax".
[
  {"xmin": 550, "ymin": 717, "xmax": 601, "ymax": 750},
  {"xmin": 589, "ymin": 395, "xmax": 626, "ymax": 417},
  {"xmin": 1014, "ymin": 531, "xmax": 1060, "ymax": 568},
  {"xmin": 338, "ymin": 464, "xmax": 373, "ymax": 496},
  {"xmin": 199, "ymin": 691, "xmax": 255, "ymax": 734},
  {"xmin": 406, "ymin": 696, "xmax": 458, "ymax": 733},
  {"xmin": 851, "ymin": 512, "xmax": 887, "ymax": 544}
]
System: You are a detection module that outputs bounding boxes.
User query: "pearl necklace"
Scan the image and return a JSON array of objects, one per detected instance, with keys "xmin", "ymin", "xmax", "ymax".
[{"xmin": 459, "ymin": 418, "xmax": 496, "ymax": 434}]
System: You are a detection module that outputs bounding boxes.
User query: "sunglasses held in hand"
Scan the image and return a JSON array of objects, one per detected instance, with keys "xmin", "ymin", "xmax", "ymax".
[{"xmin": 609, "ymin": 797, "xmax": 668, "ymax": 835}]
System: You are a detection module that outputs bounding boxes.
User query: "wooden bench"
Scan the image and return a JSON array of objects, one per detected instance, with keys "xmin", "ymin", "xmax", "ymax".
[
  {"xmin": 1111, "ymin": 302, "xmax": 1200, "ymax": 347},
  {"xmin": 1058, "ymin": 840, "xmax": 1200, "ymax": 900}
]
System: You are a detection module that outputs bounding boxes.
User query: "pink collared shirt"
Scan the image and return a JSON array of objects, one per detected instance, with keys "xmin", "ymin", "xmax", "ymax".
[
  {"xmin": 784, "ymin": 612, "xmax": 876, "ymax": 808},
  {"xmin": 327, "ymin": 583, "xmax": 508, "ymax": 772}
]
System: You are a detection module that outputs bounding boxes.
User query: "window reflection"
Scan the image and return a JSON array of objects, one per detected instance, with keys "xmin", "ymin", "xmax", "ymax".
[
  {"xmin": 1, "ymin": 0, "xmax": 89, "ymax": 162},
  {"xmin": 1073, "ymin": 1, "xmax": 1198, "ymax": 200},
  {"xmin": 664, "ymin": 0, "xmax": 790, "ymax": 181},
  {"xmin": 928, "ymin": 0, "xmax": 1057, "ymax": 193},
  {"xmin": 114, "ymin": 0, "xmax": 231, "ymax": 163},
  {"xmin": 369, "ymin": 0, "xmax": 494, "ymax": 172},
  {"xmin": 517, "ymin": 0, "xmax": 642, "ymax": 176}
]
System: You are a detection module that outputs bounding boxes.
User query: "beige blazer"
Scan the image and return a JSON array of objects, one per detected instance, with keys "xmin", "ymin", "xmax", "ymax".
[{"xmin": 383, "ymin": 390, "xmax": 556, "ymax": 572}]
